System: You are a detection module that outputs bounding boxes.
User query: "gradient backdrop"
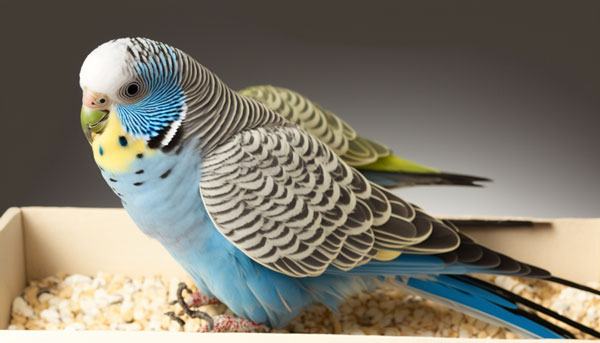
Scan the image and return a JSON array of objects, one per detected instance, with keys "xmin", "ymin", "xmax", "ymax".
[{"xmin": 1, "ymin": 1, "xmax": 598, "ymax": 218}]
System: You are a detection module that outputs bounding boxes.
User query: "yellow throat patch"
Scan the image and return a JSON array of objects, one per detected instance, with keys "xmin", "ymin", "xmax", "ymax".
[{"xmin": 91, "ymin": 111, "xmax": 155, "ymax": 174}]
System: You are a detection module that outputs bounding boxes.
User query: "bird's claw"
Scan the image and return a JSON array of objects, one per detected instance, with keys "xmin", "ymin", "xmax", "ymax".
[
  {"xmin": 177, "ymin": 282, "xmax": 215, "ymax": 330},
  {"xmin": 165, "ymin": 283, "xmax": 268, "ymax": 332},
  {"xmin": 164, "ymin": 282, "xmax": 215, "ymax": 330},
  {"xmin": 164, "ymin": 311, "xmax": 185, "ymax": 328}
]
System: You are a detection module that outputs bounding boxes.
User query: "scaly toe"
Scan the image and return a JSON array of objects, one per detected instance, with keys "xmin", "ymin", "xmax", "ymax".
[{"xmin": 199, "ymin": 315, "xmax": 269, "ymax": 333}]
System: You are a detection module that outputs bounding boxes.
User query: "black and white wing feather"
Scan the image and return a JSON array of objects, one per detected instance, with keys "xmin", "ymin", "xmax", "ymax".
[
  {"xmin": 239, "ymin": 85, "xmax": 490, "ymax": 188},
  {"xmin": 239, "ymin": 85, "xmax": 390, "ymax": 166},
  {"xmin": 200, "ymin": 125, "xmax": 459, "ymax": 277}
]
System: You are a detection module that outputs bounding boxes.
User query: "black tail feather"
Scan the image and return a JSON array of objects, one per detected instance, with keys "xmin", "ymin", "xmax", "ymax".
[
  {"xmin": 360, "ymin": 170, "xmax": 491, "ymax": 188},
  {"xmin": 433, "ymin": 171, "xmax": 492, "ymax": 186},
  {"xmin": 447, "ymin": 219, "xmax": 541, "ymax": 228},
  {"xmin": 510, "ymin": 307, "xmax": 575, "ymax": 339},
  {"xmin": 453, "ymin": 275, "xmax": 600, "ymax": 339},
  {"xmin": 548, "ymin": 276, "xmax": 600, "ymax": 297}
]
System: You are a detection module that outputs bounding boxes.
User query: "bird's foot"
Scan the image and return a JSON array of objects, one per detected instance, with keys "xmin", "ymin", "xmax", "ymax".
[
  {"xmin": 165, "ymin": 282, "xmax": 215, "ymax": 330},
  {"xmin": 186, "ymin": 290, "xmax": 221, "ymax": 307},
  {"xmin": 165, "ymin": 283, "xmax": 267, "ymax": 333},
  {"xmin": 199, "ymin": 315, "xmax": 269, "ymax": 333},
  {"xmin": 169, "ymin": 282, "xmax": 220, "ymax": 307}
]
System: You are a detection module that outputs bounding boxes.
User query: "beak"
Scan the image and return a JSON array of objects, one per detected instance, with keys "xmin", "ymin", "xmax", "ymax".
[{"xmin": 81, "ymin": 105, "xmax": 109, "ymax": 145}]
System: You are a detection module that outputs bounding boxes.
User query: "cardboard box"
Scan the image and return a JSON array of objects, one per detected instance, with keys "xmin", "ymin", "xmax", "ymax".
[{"xmin": 1, "ymin": 207, "xmax": 599, "ymax": 342}]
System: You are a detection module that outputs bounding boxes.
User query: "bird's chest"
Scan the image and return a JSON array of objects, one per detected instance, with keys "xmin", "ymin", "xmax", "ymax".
[
  {"xmin": 89, "ymin": 111, "xmax": 209, "ymax": 244},
  {"xmin": 98, "ymin": 144, "xmax": 208, "ymax": 245}
]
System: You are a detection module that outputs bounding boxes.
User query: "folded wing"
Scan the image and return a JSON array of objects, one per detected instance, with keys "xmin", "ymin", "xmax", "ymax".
[{"xmin": 200, "ymin": 125, "xmax": 459, "ymax": 277}]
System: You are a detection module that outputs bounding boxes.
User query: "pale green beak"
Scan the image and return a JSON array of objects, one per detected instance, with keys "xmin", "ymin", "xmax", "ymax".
[{"xmin": 81, "ymin": 106, "xmax": 109, "ymax": 144}]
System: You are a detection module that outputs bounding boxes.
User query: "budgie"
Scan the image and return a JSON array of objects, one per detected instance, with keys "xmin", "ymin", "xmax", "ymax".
[{"xmin": 79, "ymin": 37, "xmax": 599, "ymax": 338}]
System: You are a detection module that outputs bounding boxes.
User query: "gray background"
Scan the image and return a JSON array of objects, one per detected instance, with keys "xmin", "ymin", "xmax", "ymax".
[{"xmin": 1, "ymin": 0, "xmax": 598, "ymax": 218}]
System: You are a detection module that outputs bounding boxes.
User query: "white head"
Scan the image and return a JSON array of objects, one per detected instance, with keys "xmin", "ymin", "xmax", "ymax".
[
  {"xmin": 79, "ymin": 39, "xmax": 138, "ymax": 108},
  {"xmin": 80, "ymin": 38, "xmax": 189, "ymax": 147}
]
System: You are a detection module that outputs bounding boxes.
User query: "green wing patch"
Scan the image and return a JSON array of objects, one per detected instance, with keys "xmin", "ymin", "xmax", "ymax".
[
  {"xmin": 360, "ymin": 155, "xmax": 439, "ymax": 174},
  {"xmin": 240, "ymin": 85, "xmax": 395, "ymax": 167},
  {"xmin": 239, "ymin": 85, "xmax": 490, "ymax": 188}
]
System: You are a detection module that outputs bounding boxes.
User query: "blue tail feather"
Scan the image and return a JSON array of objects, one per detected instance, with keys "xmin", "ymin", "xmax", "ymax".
[
  {"xmin": 434, "ymin": 275, "xmax": 518, "ymax": 310},
  {"xmin": 321, "ymin": 254, "xmax": 571, "ymax": 338},
  {"xmin": 401, "ymin": 276, "xmax": 565, "ymax": 338}
]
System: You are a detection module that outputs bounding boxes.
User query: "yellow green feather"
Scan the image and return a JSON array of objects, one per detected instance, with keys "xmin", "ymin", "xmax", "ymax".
[
  {"xmin": 240, "ymin": 85, "xmax": 441, "ymax": 175},
  {"xmin": 359, "ymin": 155, "xmax": 440, "ymax": 174}
]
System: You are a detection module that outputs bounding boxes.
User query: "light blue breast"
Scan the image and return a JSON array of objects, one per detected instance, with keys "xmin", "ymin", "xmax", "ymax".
[
  {"xmin": 100, "ymin": 145, "xmax": 205, "ymax": 245},
  {"xmin": 98, "ymin": 145, "xmax": 373, "ymax": 327}
]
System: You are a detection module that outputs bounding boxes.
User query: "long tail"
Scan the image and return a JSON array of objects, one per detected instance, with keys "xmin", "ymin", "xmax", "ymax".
[
  {"xmin": 454, "ymin": 275, "xmax": 600, "ymax": 337},
  {"xmin": 324, "ymin": 230, "xmax": 600, "ymax": 338},
  {"xmin": 398, "ymin": 274, "xmax": 599, "ymax": 339}
]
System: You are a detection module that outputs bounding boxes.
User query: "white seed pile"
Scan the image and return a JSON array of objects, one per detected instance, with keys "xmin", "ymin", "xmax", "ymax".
[
  {"xmin": 8, "ymin": 272, "xmax": 600, "ymax": 338},
  {"xmin": 8, "ymin": 273, "xmax": 212, "ymax": 332}
]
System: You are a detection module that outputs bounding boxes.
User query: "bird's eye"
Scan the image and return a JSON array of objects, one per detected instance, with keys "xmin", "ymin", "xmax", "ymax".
[{"xmin": 126, "ymin": 83, "xmax": 140, "ymax": 96}]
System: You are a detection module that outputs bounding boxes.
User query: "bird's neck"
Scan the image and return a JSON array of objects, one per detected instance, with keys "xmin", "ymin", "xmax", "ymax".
[{"xmin": 179, "ymin": 57, "xmax": 287, "ymax": 154}]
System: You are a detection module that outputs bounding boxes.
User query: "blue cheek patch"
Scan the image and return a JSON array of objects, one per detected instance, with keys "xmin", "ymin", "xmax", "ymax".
[
  {"xmin": 99, "ymin": 145, "xmax": 104, "ymax": 156},
  {"xmin": 115, "ymin": 42, "xmax": 184, "ymax": 143}
]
